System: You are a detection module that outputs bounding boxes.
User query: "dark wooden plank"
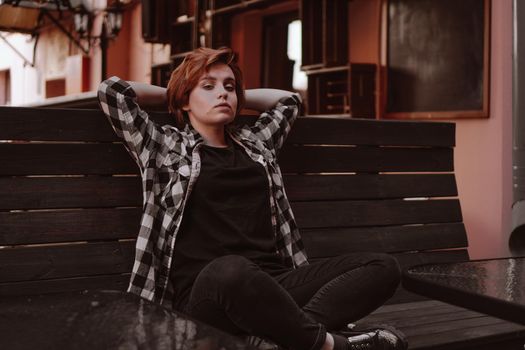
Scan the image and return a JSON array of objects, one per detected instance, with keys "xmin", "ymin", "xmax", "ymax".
[
  {"xmin": 0, "ymin": 107, "xmax": 454, "ymax": 147},
  {"xmin": 283, "ymin": 174, "xmax": 458, "ymax": 201},
  {"xmin": 301, "ymin": 223, "xmax": 468, "ymax": 257},
  {"xmin": 0, "ymin": 274, "xmax": 130, "ymax": 297},
  {"xmin": 364, "ymin": 300, "xmax": 486, "ymax": 325},
  {"xmin": 0, "ymin": 208, "xmax": 142, "ymax": 245},
  {"xmin": 409, "ymin": 322, "xmax": 525, "ymax": 350},
  {"xmin": 393, "ymin": 250, "xmax": 470, "ymax": 269},
  {"xmin": 292, "ymin": 199, "xmax": 462, "ymax": 228},
  {"xmin": 237, "ymin": 115, "xmax": 456, "ymax": 147},
  {"xmin": 405, "ymin": 317, "xmax": 524, "ymax": 348},
  {"xmin": 279, "ymin": 145, "xmax": 454, "ymax": 173},
  {"xmin": 0, "ymin": 107, "xmax": 173, "ymax": 142},
  {"xmin": 0, "ymin": 174, "xmax": 457, "ymax": 211},
  {"xmin": 0, "ymin": 144, "xmax": 453, "ymax": 176},
  {"xmin": 362, "ymin": 301, "xmax": 525, "ymax": 350},
  {"xmin": 0, "ymin": 241, "xmax": 135, "ymax": 283},
  {"xmin": 371, "ymin": 299, "xmax": 446, "ymax": 314},
  {"xmin": 0, "ymin": 144, "xmax": 139, "ymax": 176},
  {"xmin": 0, "ymin": 176, "xmax": 142, "ymax": 210}
]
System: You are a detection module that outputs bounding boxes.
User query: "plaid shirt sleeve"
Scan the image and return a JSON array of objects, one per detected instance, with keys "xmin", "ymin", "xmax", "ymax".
[
  {"xmin": 97, "ymin": 76, "xmax": 165, "ymax": 171},
  {"xmin": 249, "ymin": 93, "xmax": 302, "ymax": 156}
]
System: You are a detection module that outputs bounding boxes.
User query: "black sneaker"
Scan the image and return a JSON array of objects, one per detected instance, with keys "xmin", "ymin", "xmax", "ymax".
[{"xmin": 340, "ymin": 324, "xmax": 408, "ymax": 350}]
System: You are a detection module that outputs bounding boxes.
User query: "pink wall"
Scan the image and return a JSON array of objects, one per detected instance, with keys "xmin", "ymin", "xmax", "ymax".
[
  {"xmin": 347, "ymin": 0, "xmax": 513, "ymax": 258},
  {"xmin": 453, "ymin": 0, "xmax": 513, "ymax": 258}
]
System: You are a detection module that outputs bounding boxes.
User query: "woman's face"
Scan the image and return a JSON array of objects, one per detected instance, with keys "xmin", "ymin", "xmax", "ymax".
[{"xmin": 183, "ymin": 63, "xmax": 238, "ymax": 129}]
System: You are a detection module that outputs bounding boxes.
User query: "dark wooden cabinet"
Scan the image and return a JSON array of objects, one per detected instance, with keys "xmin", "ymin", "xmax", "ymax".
[
  {"xmin": 301, "ymin": 0, "xmax": 348, "ymax": 70},
  {"xmin": 306, "ymin": 64, "xmax": 376, "ymax": 117},
  {"xmin": 301, "ymin": 0, "xmax": 375, "ymax": 117},
  {"xmin": 141, "ymin": 0, "xmax": 171, "ymax": 43}
]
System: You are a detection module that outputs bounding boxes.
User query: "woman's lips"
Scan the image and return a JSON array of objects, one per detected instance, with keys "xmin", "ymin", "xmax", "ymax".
[{"xmin": 215, "ymin": 104, "xmax": 231, "ymax": 110}]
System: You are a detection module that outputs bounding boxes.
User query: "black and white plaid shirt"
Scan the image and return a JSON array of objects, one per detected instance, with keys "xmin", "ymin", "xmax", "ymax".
[{"xmin": 98, "ymin": 76, "xmax": 308, "ymax": 307}]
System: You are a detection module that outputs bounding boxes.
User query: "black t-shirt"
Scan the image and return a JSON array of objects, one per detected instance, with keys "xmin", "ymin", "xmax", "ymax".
[{"xmin": 170, "ymin": 135, "xmax": 287, "ymax": 308}]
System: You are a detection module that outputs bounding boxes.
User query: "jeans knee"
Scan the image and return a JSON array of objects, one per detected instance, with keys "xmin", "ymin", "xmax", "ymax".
[
  {"xmin": 375, "ymin": 254, "xmax": 401, "ymax": 288},
  {"xmin": 200, "ymin": 255, "xmax": 254, "ymax": 293}
]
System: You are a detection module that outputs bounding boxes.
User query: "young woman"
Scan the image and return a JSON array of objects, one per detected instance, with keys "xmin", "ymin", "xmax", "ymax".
[{"xmin": 98, "ymin": 47, "xmax": 407, "ymax": 350}]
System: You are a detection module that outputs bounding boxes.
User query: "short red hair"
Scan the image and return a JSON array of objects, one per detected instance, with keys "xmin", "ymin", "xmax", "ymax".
[{"xmin": 166, "ymin": 47, "xmax": 245, "ymax": 127}]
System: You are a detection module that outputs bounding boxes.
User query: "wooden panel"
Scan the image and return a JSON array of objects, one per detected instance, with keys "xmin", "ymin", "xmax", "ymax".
[
  {"xmin": 0, "ymin": 241, "xmax": 135, "ymax": 283},
  {"xmin": 0, "ymin": 208, "xmax": 142, "ymax": 245},
  {"xmin": 0, "ymin": 274, "xmax": 130, "ymax": 297},
  {"xmin": 361, "ymin": 300, "xmax": 525, "ymax": 350},
  {"xmin": 0, "ymin": 107, "xmax": 455, "ymax": 146},
  {"xmin": 0, "ymin": 144, "xmax": 139, "ymax": 176},
  {"xmin": 393, "ymin": 250, "xmax": 470, "ymax": 269},
  {"xmin": 283, "ymin": 174, "xmax": 457, "ymax": 201},
  {"xmin": 279, "ymin": 145, "xmax": 454, "ymax": 173},
  {"xmin": 366, "ymin": 301, "xmax": 489, "ymax": 326},
  {"xmin": 0, "ymin": 176, "xmax": 142, "ymax": 210},
  {"xmin": 292, "ymin": 199, "xmax": 462, "ymax": 228},
  {"xmin": 302, "ymin": 223, "xmax": 467, "ymax": 257},
  {"xmin": 409, "ymin": 322, "xmax": 525, "ymax": 350},
  {"xmin": 0, "ymin": 175, "xmax": 456, "ymax": 211},
  {"xmin": 237, "ymin": 115, "xmax": 455, "ymax": 147},
  {"xmin": 0, "ymin": 107, "xmax": 173, "ymax": 142}
]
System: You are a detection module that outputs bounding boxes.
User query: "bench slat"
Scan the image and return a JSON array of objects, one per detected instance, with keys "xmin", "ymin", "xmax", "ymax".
[
  {"xmin": 292, "ymin": 199, "xmax": 462, "ymax": 228},
  {"xmin": 0, "ymin": 143, "xmax": 452, "ymax": 176},
  {"xmin": 393, "ymin": 250, "xmax": 469, "ymax": 268},
  {"xmin": 0, "ymin": 241, "xmax": 135, "ymax": 283},
  {"xmin": 361, "ymin": 300, "xmax": 525, "ymax": 350},
  {"xmin": 279, "ymin": 145, "xmax": 454, "ymax": 173},
  {"xmin": 0, "ymin": 208, "xmax": 141, "ymax": 245},
  {"xmin": 285, "ymin": 117, "xmax": 456, "ymax": 147},
  {"xmin": 0, "ymin": 107, "xmax": 173, "ymax": 142},
  {"xmin": 284, "ymin": 174, "xmax": 457, "ymax": 201},
  {"xmin": 0, "ymin": 174, "xmax": 456, "ymax": 211},
  {"xmin": 0, "ymin": 274, "xmax": 130, "ymax": 297},
  {"xmin": 0, "ymin": 107, "xmax": 454, "ymax": 147},
  {"xmin": 0, "ymin": 177, "xmax": 142, "ymax": 210},
  {"xmin": 241, "ymin": 115, "xmax": 455, "ymax": 147},
  {"xmin": 301, "ymin": 223, "xmax": 467, "ymax": 257},
  {"xmin": 0, "ymin": 144, "xmax": 139, "ymax": 176},
  {"xmin": 409, "ymin": 321, "xmax": 525, "ymax": 350}
]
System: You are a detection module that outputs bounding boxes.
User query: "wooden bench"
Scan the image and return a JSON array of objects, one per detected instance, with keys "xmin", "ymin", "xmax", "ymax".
[{"xmin": 1, "ymin": 106, "xmax": 524, "ymax": 349}]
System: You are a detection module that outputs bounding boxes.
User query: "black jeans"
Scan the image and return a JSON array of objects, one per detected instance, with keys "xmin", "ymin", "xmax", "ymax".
[{"xmin": 180, "ymin": 253, "xmax": 401, "ymax": 350}]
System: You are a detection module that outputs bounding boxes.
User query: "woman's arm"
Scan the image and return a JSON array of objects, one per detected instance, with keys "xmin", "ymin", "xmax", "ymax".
[
  {"xmin": 127, "ymin": 81, "xmax": 168, "ymax": 108},
  {"xmin": 98, "ymin": 77, "xmax": 166, "ymax": 171},
  {"xmin": 246, "ymin": 88, "xmax": 302, "ymax": 155},
  {"xmin": 244, "ymin": 88, "xmax": 301, "ymax": 112}
]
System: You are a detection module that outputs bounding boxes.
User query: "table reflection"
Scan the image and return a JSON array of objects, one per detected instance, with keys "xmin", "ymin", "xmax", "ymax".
[{"xmin": 0, "ymin": 289, "xmax": 254, "ymax": 350}]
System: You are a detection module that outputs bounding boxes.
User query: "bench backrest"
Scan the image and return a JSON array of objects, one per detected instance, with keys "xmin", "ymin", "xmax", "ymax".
[{"xmin": 0, "ymin": 107, "xmax": 467, "ymax": 302}]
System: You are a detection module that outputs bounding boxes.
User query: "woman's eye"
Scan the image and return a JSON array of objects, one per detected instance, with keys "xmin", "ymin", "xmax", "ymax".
[
  {"xmin": 225, "ymin": 85, "xmax": 235, "ymax": 91},
  {"xmin": 203, "ymin": 84, "xmax": 214, "ymax": 90}
]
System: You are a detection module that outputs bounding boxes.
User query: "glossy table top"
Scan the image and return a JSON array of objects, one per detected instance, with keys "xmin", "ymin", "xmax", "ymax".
[
  {"xmin": 402, "ymin": 256, "xmax": 525, "ymax": 325},
  {"xmin": 0, "ymin": 290, "xmax": 256, "ymax": 350}
]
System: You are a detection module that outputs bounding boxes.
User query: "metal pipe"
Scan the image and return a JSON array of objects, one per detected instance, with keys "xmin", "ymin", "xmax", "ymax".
[
  {"xmin": 100, "ymin": 20, "xmax": 108, "ymax": 81},
  {"xmin": 510, "ymin": 0, "xmax": 525, "ymax": 254}
]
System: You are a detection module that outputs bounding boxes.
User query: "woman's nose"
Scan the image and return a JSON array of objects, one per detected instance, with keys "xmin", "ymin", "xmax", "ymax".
[{"xmin": 217, "ymin": 86, "xmax": 228, "ymax": 98}]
